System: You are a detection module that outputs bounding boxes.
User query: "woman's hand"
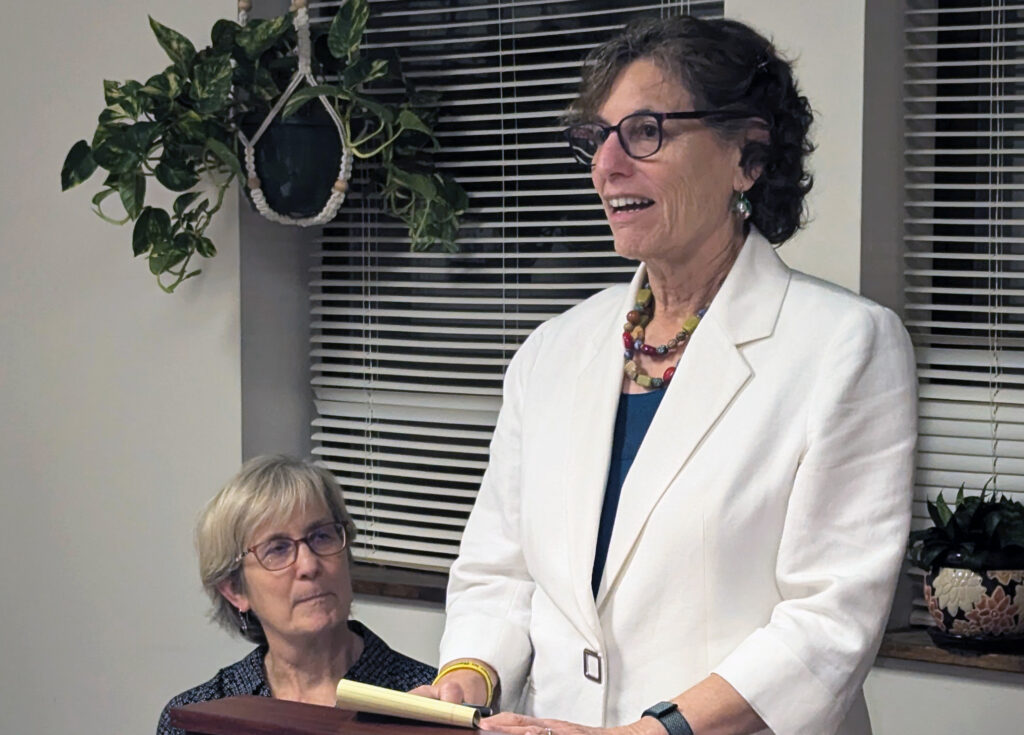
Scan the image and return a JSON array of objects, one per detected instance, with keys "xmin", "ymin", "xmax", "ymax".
[
  {"xmin": 409, "ymin": 659, "xmax": 497, "ymax": 706},
  {"xmin": 480, "ymin": 712, "xmax": 661, "ymax": 735}
]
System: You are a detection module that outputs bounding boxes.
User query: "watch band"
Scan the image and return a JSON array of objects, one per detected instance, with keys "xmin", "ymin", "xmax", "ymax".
[{"xmin": 642, "ymin": 701, "xmax": 694, "ymax": 735}]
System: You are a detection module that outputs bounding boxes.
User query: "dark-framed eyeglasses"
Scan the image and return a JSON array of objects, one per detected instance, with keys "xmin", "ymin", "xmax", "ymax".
[
  {"xmin": 235, "ymin": 522, "xmax": 348, "ymax": 571},
  {"xmin": 563, "ymin": 110, "xmax": 752, "ymax": 166}
]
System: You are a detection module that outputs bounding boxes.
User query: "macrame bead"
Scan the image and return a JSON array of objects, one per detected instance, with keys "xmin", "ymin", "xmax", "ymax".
[
  {"xmin": 247, "ymin": 176, "xmax": 261, "ymax": 190},
  {"xmin": 290, "ymin": 0, "xmax": 308, "ymax": 9},
  {"xmin": 332, "ymin": 178, "xmax": 349, "ymax": 194},
  {"xmin": 238, "ymin": 0, "xmax": 252, "ymax": 10}
]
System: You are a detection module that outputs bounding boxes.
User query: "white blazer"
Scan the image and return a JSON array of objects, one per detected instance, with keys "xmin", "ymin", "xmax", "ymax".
[{"xmin": 440, "ymin": 230, "xmax": 917, "ymax": 735}]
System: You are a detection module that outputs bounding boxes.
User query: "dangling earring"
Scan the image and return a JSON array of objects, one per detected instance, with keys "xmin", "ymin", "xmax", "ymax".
[
  {"xmin": 238, "ymin": 608, "xmax": 251, "ymax": 634},
  {"xmin": 734, "ymin": 191, "xmax": 752, "ymax": 220}
]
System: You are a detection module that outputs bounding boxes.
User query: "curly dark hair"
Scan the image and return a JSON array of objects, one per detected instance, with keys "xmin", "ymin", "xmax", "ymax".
[{"xmin": 568, "ymin": 15, "xmax": 814, "ymax": 244}]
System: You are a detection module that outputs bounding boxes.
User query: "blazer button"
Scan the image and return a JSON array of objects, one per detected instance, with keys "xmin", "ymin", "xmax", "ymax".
[{"xmin": 583, "ymin": 648, "xmax": 602, "ymax": 683}]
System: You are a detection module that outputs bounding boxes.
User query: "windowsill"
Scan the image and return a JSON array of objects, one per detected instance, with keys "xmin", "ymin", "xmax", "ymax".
[
  {"xmin": 351, "ymin": 563, "xmax": 447, "ymax": 604},
  {"xmin": 878, "ymin": 629, "xmax": 1024, "ymax": 675}
]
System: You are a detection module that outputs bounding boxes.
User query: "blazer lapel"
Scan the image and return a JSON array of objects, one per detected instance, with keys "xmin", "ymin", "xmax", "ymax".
[
  {"xmin": 595, "ymin": 231, "xmax": 791, "ymax": 607},
  {"xmin": 562, "ymin": 267, "xmax": 648, "ymax": 643}
]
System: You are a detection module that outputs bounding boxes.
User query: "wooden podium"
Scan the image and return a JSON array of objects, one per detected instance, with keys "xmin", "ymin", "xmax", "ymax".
[{"xmin": 170, "ymin": 696, "xmax": 468, "ymax": 735}]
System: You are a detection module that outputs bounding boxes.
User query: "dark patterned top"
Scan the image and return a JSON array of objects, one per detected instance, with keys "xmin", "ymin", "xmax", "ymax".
[{"xmin": 157, "ymin": 620, "xmax": 436, "ymax": 735}]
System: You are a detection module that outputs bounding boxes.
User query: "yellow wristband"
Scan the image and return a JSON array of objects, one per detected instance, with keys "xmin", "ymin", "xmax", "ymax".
[{"xmin": 433, "ymin": 661, "xmax": 495, "ymax": 707}]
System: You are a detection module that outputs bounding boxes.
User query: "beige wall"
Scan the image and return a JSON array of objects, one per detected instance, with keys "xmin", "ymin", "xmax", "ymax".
[
  {"xmin": 0, "ymin": 2, "xmax": 245, "ymax": 733},
  {"xmin": 728, "ymin": 0, "xmax": 865, "ymax": 292}
]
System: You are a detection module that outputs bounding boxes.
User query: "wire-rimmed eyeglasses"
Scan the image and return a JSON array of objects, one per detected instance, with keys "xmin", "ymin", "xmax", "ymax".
[
  {"xmin": 563, "ymin": 110, "xmax": 753, "ymax": 166},
  {"xmin": 235, "ymin": 522, "xmax": 348, "ymax": 571}
]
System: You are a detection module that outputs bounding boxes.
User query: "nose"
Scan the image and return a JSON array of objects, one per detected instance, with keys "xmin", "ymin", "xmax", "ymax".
[
  {"xmin": 591, "ymin": 127, "xmax": 633, "ymax": 176},
  {"xmin": 293, "ymin": 539, "xmax": 322, "ymax": 577}
]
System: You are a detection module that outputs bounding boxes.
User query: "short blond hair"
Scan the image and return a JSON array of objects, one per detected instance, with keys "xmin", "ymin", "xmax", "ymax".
[{"xmin": 195, "ymin": 454, "xmax": 357, "ymax": 643}]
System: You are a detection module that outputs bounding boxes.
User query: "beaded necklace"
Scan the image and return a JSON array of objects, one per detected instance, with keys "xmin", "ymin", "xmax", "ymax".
[{"xmin": 622, "ymin": 284, "xmax": 707, "ymax": 390}]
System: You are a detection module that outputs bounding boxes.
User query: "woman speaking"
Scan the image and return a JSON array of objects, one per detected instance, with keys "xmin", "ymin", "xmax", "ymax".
[{"xmin": 418, "ymin": 15, "xmax": 916, "ymax": 735}]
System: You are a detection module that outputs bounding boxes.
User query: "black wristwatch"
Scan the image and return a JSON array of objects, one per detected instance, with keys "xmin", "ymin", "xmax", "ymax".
[{"xmin": 641, "ymin": 701, "xmax": 694, "ymax": 735}]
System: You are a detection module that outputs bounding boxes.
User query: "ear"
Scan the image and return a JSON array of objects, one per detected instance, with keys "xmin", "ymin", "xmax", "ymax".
[
  {"xmin": 217, "ymin": 577, "xmax": 250, "ymax": 614},
  {"xmin": 732, "ymin": 120, "xmax": 770, "ymax": 192}
]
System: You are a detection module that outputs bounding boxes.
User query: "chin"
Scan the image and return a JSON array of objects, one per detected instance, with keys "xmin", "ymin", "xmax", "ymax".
[{"xmin": 612, "ymin": 234, "xmax": 655, "ymax": 263}]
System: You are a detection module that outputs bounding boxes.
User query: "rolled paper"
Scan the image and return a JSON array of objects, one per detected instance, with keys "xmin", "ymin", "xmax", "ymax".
[{"xmin": 335, "ymin": 679, "xmax": 481, "ymax": 729}]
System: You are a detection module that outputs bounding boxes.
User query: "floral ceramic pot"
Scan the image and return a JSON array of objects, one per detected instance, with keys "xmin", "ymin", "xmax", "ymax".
[{"xmin": 924, "ymin": 566, "xmax": 1024, "ymax": 649}]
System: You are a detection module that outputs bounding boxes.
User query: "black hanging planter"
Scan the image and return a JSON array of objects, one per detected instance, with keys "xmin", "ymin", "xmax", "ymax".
[{"xmin": 241, "ymin": 104, "xmax": 343, "ymax": 219}]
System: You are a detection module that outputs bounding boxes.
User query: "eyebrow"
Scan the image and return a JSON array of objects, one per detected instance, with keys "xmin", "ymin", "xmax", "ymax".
[
  {"xmin": 593, "ymin": 108, "xmax": 665, "ymax": 125},
  {"xmin": 304, "ymin": 517, "xmax": 334, "ymax": 534}
]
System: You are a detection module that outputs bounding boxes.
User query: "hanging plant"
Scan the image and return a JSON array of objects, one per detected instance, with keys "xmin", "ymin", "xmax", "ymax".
[{"xmin": 60, "ymin": 0, "xmax": 467, "ymax": 292}]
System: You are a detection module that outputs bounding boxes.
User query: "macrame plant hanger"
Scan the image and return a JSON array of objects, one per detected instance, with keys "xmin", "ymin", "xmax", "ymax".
[{"xmin": 236, "ymin": 0, "xmax": 353, "ymax": 226}]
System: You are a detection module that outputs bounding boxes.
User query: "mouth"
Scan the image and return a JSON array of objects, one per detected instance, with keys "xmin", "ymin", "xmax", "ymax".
[
  {"xmin": 294, "ymin": 592, "xmax": 334, "ymax": 605},
  {"xmin": 607, "ymin": 196, "xmax": 655, "ymax": 215}
]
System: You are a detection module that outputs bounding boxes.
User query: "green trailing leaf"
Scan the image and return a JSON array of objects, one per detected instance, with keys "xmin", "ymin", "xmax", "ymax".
[
  {"xmin": 103, "ymin": 79, "xmax": 121, "ymax": 107},
  {"xmin": 102, "ymin": 79, "xmax": 147, "ymax": 120},
  {"xmin": 349, "ymin": 92, "xmax": 392, "ymax": 125},
  {"xmin": 61, "ymin": 140, "xmax": 98, "ymax": 190},
  {"xmin": 149, "ymin": 248, "xmax": 188, "ymax": 276},
  {"xmin": 281, "ymin": 85, "xmax": 346, "ymax": 119},
  {"xmin": 190, "ymin": 54, "xmax": 233, "ymax": 114},
  {"xmin": 132, "ymin": 206, "xmax": 172, "ymax": 257},
  {"xmin": 90, "ymin": 188, "xmax": 128, "ymax": 224},
  {"xmin": 252, "ymin": 66, "xmax": 281, "ymax": 104},
  {"xmin": 155, "ymin": 156, "xmax": 200, "ymax": 192},
  {"xmin": 440, "ymin": 174, "xmax": 469, "ymax": 213},
  {"xmin": 91, "ymin": 128, "xmax": 142, "ymax": 174},
  {"xmin": 149, "ymin": 17, "xmax": 196, "ymax": 72},
  {"xmin": 123, "ymin": 122, "xmax": 159, "ymax": 154},
  {"xmin": 236, "ymin": 14, "xmax": 293, "ymax": 59},
  {"xmin": 211, "ymin": 19, "xmax": 240, "ymax": 53},
  {"xmin": 397, "ymin": 108, "xmax": 434, "ymax": 137},
  {"xmin": 173, "ymin": 192, "xmax": 202, "ymax": 218},
  {"xmin": 393, "ymin": 169, "xmax": 437, "ymax": 199},
  {"xmin": 118, "ymin": 173, "xmax": 146, "ymax": 220},
  {"xmin": 204, "ymin": 138, "xmax": 243, "ymax": 180},
  {"xmin": 172, "ymin": 231, "xmax": 202, "ymax": 257},
  {"xmin": 142, "ymin": 68, "xmax": 183, "ymax": 101},
  {"xmin": 98, "ymin": 108, "xmax": 128, "ymax": 125},
  {"xmin": 196, "ymin": 236, "xmax": 216, "ymax": 258},
  {"xmin": 341, "ymin": 57, "xmax": 389, "ymax": 88},
  {"xmin": 173, "ymin": 110, "xmax": 207, "ymax": 142},
  {"xmin": 328, "ymin": 0, "xmax": 369, "ymax": 61}
]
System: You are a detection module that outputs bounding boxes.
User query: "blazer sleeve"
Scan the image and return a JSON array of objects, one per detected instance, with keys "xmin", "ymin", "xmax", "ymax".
[
  {"xmin": 438, "ymin": 326, "xmax": 546, "ymax": 698},
  {"xmin": 712, "ymin": 304, "xmax": 917, "ymax": 735}
]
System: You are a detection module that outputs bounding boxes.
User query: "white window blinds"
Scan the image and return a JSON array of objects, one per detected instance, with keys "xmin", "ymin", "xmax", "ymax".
[
  {"xmin": 308, "ymin": 0, "xmax": 723, "ymax": 573},
  {"xmin": 905, "ymin": 0, "xmax": 1024, "ymax": 620}
]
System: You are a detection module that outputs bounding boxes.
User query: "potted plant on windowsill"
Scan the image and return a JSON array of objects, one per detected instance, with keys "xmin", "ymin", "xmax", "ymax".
[
  {"xmin": 907, "ymin": 485, "xmax": 1024, "ymax": 652},
  {"xmin": 60, "ymin": 0, "xmax": 467, "ymax": 292}
]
